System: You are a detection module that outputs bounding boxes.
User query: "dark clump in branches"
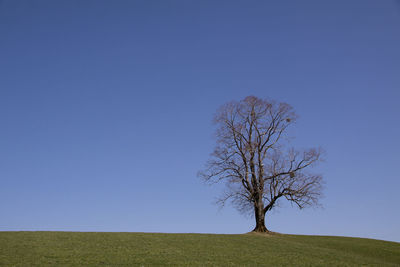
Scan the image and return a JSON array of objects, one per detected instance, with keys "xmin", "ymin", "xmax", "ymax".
[{"xmin": 199, "ymin": 96, "xmax": 323, "ymax": 233}]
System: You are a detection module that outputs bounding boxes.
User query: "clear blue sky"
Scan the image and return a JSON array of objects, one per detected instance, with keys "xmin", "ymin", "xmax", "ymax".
[{"xmin": 1, "ymin": 0, "xmax": 399, "ymax": 242}]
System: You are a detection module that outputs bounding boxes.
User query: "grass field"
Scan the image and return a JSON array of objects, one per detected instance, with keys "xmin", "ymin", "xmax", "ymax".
[{"xmin": 0, "ymin": 231, "xmax": 399, "ymax": 266}]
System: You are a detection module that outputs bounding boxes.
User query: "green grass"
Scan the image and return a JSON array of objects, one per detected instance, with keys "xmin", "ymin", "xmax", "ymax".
[{"xmin": 0, "ymin": 231, "xmax": 399, "ymax": 266}]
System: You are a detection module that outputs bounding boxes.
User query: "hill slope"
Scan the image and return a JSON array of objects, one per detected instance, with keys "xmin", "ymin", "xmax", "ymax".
[{"xmin": 0, "ymin": 231, "xmax": 399, "ymax": 266}]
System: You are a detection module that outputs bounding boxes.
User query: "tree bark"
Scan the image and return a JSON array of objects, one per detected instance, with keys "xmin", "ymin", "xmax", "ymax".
[{"xmin": 252, "ymin": 204, "xmax": 269, "ymax": 233}]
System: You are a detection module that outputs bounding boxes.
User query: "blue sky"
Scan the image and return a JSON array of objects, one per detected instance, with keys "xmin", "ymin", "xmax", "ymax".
[{"xmin": 1, "ymin": 0, "xmax": 399, "ymax": 242}]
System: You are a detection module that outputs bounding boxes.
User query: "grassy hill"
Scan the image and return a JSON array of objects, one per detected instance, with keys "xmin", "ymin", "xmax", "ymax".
[{"xmin": 0, "ymin": 231, "xmax": 399, "ymax": 266}]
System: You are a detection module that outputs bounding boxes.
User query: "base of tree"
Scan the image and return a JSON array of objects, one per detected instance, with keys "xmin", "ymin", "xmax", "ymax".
[
  {"xmin": 252, "ymin": 225, "xmax": 270, "ymax": 233},
  {"xmin": 247, "ymin": 231, "xmax": 281, "ymax": 237}
]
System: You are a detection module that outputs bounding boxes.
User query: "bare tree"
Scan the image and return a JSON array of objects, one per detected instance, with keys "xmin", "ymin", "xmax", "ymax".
[{"xmin": 199, "ymin": 96, "xmax": 323, "ymax": 233}]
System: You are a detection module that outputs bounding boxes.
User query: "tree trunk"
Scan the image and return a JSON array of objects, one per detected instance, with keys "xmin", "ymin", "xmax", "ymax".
[{"xmin": 252, "ymin": 205, "xmax": 269, "ymax": 233}]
